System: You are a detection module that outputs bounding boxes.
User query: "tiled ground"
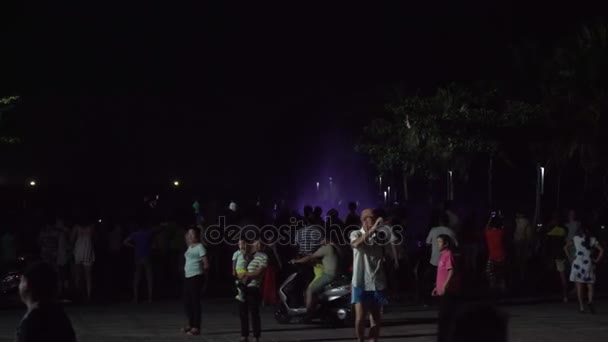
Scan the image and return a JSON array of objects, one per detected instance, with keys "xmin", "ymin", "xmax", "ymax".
[{"xmin": 1, "ymin": 299, "xmax": 607, "ymax": 341}]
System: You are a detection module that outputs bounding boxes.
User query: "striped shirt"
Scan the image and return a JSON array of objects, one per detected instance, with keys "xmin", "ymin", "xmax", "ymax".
[
  {"xmin": 295, "ymin": 225, "xmax": 324, "ymax": 256},
  {"xmin": 247, "ymin": 252, "xmax": 268, "ymax": 288}
]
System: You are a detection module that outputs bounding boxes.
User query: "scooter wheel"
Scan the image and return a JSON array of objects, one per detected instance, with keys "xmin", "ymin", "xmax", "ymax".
[{"xmin": 329, "ymin": 308, "xmax": 353, "ymax": 328}]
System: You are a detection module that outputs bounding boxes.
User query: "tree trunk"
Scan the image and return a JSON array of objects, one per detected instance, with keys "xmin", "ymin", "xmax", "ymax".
[
  {"xmin": 488, "ymin": 156, "xmax": 494, "ymax": 208},
  {"xmin": 402, "ymin": 170, "xmax": 409, "ymax": 201}
]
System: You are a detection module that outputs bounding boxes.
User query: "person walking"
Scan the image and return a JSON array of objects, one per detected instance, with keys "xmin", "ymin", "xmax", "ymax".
[
  {"xmin": 239, "ymin": 240, "xmax": 268, "ymax": 342},
  {"xmin": 350, "ymin": 208, "xmax": 393, "ymax": 342},
  {"xmin": 182, "ymin": 227, "xmax": 209, "ymax": 336},
  {"xmin": 564, "ymin": 223, "xmax": 604, "ymax": 313}
]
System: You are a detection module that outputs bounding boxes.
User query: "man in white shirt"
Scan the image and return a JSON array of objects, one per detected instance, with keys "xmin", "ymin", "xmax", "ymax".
[{"xmin": 350, "ymin": 209, "xmax": 394, "ymax": 342}]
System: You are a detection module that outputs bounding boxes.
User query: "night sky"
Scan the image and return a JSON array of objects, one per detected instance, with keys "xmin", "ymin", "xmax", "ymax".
[{"xmin": 0, "ymin": 1, "xmax": 604, "ymax": 198}]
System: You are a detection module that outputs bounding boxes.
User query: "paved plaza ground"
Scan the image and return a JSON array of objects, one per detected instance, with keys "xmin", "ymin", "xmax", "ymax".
[{"xmin": 1, "ymin": 298, "xmax": 607, "ymax": 342}]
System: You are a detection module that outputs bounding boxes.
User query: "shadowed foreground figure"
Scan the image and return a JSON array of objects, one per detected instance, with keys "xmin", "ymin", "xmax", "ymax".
[
  {"xmin": 444, "ymin": 304, "xmax": 508, "ymax": 342},
  {"xmin": 16, "ymin": 262, "xmax": 76, "ymax": 342}
]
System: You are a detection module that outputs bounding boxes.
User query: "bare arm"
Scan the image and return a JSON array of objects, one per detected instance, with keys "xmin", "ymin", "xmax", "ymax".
[
  {"xmin": 351, "ymin": 230, "xmax": 372, "ymax": 249},
  {"xmin": 232, "ymin": 260, "xmax": 237, "ymax": 277},
  {"xmin": 352, "ymin": 218, "xmax": 382, "ymax": 249},
  {"xmin": 292, "ymin": 254, "xmax": 316, "ymax": 264},
  {"xmin": 594, "ymin": 244, "xmax": 605, "ymax": 264},
  {"xmin": 271, "ymin": 243, "xmax": 283, "ymax": 269},
  {"xmin": 564, "ymin": 240, "xmax": 573, "ymax": 260},
  {"xmin": 442, "ymin": 269, "xmax": 454, "ymax": 293},
  {"xmin": 123, "ymin": 237, "xmax": 135, "ymax": 248},
  {"xmin": 201, "ymin": 256, "xmax": 209, "ymax": 272},
  {"xmin": 247, "ymin": 266, "xmax": 266, "ymax": 278},
  {"xmin": 391, "ymin": 243, "xmax": 400, "ymax": 268}
]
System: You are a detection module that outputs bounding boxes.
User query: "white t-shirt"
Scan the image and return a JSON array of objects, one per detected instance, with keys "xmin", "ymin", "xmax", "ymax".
[
  {"xmin": 350, "ymin": 227, "xmax": 394, "ymax": 291},
  {"xmin": 426, "ymin": 226, "xmax": 458, "ymax": 266},
  {"xmin": 184, "ymin": 244, "xmax": 207, "ymax": 278}
]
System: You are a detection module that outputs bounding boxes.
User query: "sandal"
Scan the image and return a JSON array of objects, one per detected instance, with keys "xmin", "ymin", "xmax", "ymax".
[{"xmin": 186, "ymin": 328, "xmax": 200, "ymax": 336}]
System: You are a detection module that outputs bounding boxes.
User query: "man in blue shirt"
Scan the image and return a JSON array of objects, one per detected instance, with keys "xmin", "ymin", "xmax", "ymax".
[{"xmin": 124, "ymin": 224, "xmax": 156, "ymax": 303}]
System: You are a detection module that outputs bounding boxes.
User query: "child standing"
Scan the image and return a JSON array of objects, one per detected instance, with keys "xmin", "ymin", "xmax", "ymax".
[{"xmin": 233, "ymin": 240, "xmax": 251, "ymax": 302}]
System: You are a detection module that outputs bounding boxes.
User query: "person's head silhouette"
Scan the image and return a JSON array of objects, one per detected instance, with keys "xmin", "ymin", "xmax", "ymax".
[{"xmin": 19, "ymin": 262, "xmax": 59, "ymax": 306}]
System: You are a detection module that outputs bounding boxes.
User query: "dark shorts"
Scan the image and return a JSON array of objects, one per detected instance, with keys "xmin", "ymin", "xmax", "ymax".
[{"xmin": 351, "ymin": 287, "xmax": 388, "ymax": 305}]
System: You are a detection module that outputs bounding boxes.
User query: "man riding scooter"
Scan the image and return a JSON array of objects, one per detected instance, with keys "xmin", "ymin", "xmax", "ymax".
[{"xmin": 290, "ymin": 238, "xmax": 339, "ymax": 319}]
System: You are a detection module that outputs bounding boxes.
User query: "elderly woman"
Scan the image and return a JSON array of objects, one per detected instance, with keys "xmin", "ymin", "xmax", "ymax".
[{"xmin": 238, "ymin": 240, "xmax": 267, "ymax": 342}]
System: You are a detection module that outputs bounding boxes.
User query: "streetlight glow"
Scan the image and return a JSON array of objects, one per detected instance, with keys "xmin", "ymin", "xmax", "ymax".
[
  {"xmin": 173, "ymin": 180, "xmax": 180, "ymax": 187},
  {"xmin": 540, "ymin": 166, "xmax": 545, "ymax": 194},
  {"xmin": 29, "ymin": 180, "xmax": 37, "ymax": 187}
]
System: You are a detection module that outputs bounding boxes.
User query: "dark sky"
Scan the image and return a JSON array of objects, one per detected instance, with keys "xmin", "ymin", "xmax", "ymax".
[{"xmin": 0, "ymin": 1, "xmax": 604, "ymax": 196}]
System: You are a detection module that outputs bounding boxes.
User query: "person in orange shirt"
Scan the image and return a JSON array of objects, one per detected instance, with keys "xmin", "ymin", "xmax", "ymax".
[{"xmin": 485, "ymin": 212, "xmax": 506, "ymax": 296}]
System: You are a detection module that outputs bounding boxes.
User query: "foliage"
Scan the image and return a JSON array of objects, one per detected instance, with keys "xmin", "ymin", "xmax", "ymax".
[
  {"xmin": 0, "ymin": 95, "xmax": 21, "ymax": 144},
  {"xmin": 357, "ymin": 85, "xmax": 539, "ymax": 182}
]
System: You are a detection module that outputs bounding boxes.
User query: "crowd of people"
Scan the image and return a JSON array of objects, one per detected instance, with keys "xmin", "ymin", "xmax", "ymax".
[{"xmin": 2, "ymin": 199, "xmax": 607, "ymax": 341}]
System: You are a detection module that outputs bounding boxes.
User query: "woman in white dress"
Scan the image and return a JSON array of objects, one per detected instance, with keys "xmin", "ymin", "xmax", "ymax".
[
  {"xmin": 564, "ymin": 225, "xmax": 604, "ymax": 313},
  {"xmin": 72, "ymin": 223, "xmax": 95, "ymax": 301}
]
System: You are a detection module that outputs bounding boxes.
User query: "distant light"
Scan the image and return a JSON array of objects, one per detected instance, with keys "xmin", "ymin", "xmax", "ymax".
[
  {"xmin": 98, "ymin": 219, "xmax": 103, "ymax": 223},
  {"xmin": 173, "ymin": 180, "xmax": 180, "ymax": 187},
  {"xmin": 29, "ymin": 180, "xmax": 37, "ymax": 187}
]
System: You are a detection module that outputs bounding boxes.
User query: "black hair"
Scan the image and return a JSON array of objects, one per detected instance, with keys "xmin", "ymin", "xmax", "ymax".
[
  {"xmin": 348, "ymin": 202, "xmax": 357, "ymax": 212},
  {"xmin": 437, "ymin": 234, "xmax": 453, "ymax": 250},
  {"xmin": 22, "ymin": 262, "xmax": 58, "ymax": 302},
  {"xmin": 187, "ymin": 225, "xmax": 201, "ymax": 242},
  {"xmin": 488, "ymin": 215, "xmax": 504, "ymax": 229},
  {"xmin": 373, "ymin": 208, "xmax": 387, "ymax": 220},
  {"xmin": 577, "ymin": 221, "xmax": 594, "ymax": 251},
  {"xmin": 438, "ymin": 213, "xmax": 450, "ymax": 227}
]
